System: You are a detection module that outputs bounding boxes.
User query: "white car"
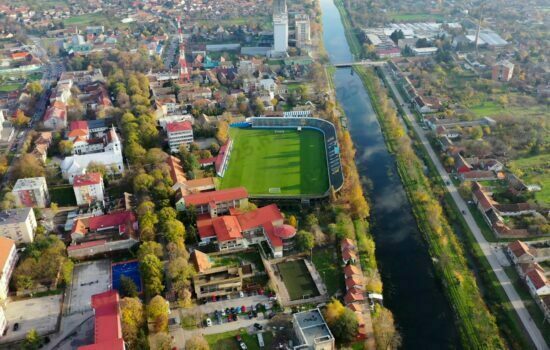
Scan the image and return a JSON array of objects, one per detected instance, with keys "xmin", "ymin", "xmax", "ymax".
[
  {"xmin": 239, "ymin": 342, "xmax": 247, "ymax": 350},
  {"xmin": 206, "ymin": 318, "xmax": 212, "ymax": 327},
  {"xmin": 239, "ymin": 291, "xmax": 245, "ymax": 298}
]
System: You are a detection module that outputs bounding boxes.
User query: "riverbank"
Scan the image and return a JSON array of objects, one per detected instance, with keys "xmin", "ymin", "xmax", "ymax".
[
  {"xmin": 332, "ymin": 0, "xmax": 363, "ymax": 59},
  {"xmin": 354, "ymin": 66, "xmax": 504, "ymax": 349}
]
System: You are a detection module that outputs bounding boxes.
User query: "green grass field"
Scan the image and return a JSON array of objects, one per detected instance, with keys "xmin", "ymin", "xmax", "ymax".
[
  {"xmin": 63, "ymin": 12, "xmax": 130, "ymax": 29},
  {"xmin": 205, "ymin": 330, "xmax": 273, "ymax": 350},
  {"xmin": 49, "ymin": 185, "xmax": 76, "ymax": 206},
  {"xmin": 220, "ymin": 128, "xmax": 329, "ymax": 196},
  {"xmin": 312, "ymin": 247, "xmax": 343, "ymax": 296},
  {"xmin": 0, "ymin": 83, "xmax": 23, "ymax": 92},
  {"xmin": 510, "ymin": 154, "xmax": 550, "ymax": 205},
  {"xmin": 277, "ymin": 260, "xmax": 319, "ymax": 300}
]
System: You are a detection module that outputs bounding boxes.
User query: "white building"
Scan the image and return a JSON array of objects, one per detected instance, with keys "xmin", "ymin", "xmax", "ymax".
[
  {"xmin": 167, "ymin": 120, "xmax": 194, "ymax": 153},
  {"xmin": 61, "ymin": 127, "xmax": 124, "ymax": 183},
  {"xmin": 292, "ymin": 308, "xmax": 335, "ymax": 350},
  {"xmin": 0, "ymin": 237, "xmax": 17, "ymax": 300},
  {"xmin": 0, "ymin": 208, "xmax": 37, "ymax": 243},
  {"xmin": 0, "ymin": 307, "xmax": 6, "ymax": 337},
  {"xmin": 73, "ymin": 173, "xmax": 105, "ymax": 206},
  {"xmin": 12, "ymin": 177, "xmax": 49, "ymax": 208},
  {"xmin": 295, "ymin": 14, "xmax": 311, "ymax": 48},
  {"xmin": 273, "ymin": 0, "xmax": 288, "ymax": 54}
]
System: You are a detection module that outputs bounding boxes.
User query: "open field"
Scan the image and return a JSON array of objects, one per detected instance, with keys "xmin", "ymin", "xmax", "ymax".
[
  {"xmin": 50, "ymin": 185, "xmax": 77, "ymax": 206},
  {"xmin": 510, "ymin": 154, "xmax": 550, "ymax": 204},
  {"xmin": 0, "ymin": 83, "xmax": 24, "ymax": 92},
  {"xmin": 205, "ymin": 329, "xmax": 273, "ymax": 350},
  {"xmin": 220, "ymin": 128, "xmax": 329, "ymax": 196},
  {"xmin": 278, "ymin": 260, "xmax": 319, "ymax": 300},
  {"xmin": 63, "ymin": 12, "xmax": 130, "ymax": 28}
]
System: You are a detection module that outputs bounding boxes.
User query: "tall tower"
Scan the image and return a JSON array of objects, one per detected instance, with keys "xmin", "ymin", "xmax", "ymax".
[
  {"xmin": 177, "ymin": 16, "xmax": 190, "ymax": 82},
  {"xmin": 273, "ymin": 0, "xmax": 288, "ymax": 53}
]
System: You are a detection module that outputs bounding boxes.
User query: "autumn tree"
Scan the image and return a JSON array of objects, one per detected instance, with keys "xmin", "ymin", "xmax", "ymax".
[
  {"xmin": 120, "ymin": 276, "xmax": 139, "ymax": 298},
  {"xmin": 22, "ymin": 329, "xmax": 41, "ymax": 350},
  {"xmin": 140, "ymin": 254, "xmax": 164, "ymax": 298},
  {"xmin": 120, "ymin": 297, "xmax": 146, "ymax": 347},
  {"xmin": 324, "ymin": 298, "xmax": 346, "ymax": 325},
  {"xmin": 11, "ymin": 154, "xmax": 45, "ymax": 181},
  {"xmin": 147, "ymin": 295, "xmax": 169, "ymax": 333},
  {"xmin": 58, "ymin": 140, "xmax": 74, "ymax": 155},
  {"xmin": 138, "ymin": 241, "xmax": 164, "ymax": 260},
  {"xmin": 331, "ymin": 308, "xmax": 359, "ymax": 344},
  {"xmin": 185, "ymin": 335, "xmax": 210, "ymax": 350},
  {"xmin": 373, "ymin": 307, "xmax": 401, "ymax": 350},
  {"xmin": 296, "ymin": 230, "xmax": 315, "ymax": 254},
  {"xmin": 288, "ymin": 215, "xmax": 298, "ymax": 228},
  {"xmin": 13, "ymin": 109, "xmax": 30, "ymax": 128},
  {"xmin": 27, "ymin": 81, "xmax": 43, "ymax": 98},
  {"xmin": 216, "ymin": 120, "xmax": 229, "ymax": 144}
]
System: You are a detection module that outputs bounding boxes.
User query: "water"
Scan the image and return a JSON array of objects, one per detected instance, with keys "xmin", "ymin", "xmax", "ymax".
[{"xmin": 319, "ymin": 0, "xmax": 460, "ymax": 348}]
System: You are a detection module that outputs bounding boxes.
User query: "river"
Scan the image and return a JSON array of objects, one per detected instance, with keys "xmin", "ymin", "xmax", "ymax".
[{"xmin": 319, "ymin": 0, "xmax": 460, "ymax": 348}]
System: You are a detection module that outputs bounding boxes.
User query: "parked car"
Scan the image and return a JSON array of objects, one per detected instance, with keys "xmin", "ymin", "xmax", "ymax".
[
  {"xmin": 206, "ymin": 318, "xmax": 212, "ymax": 327},
  {"xmin": 254, "ymin": 323, "xmax": 263, "ymax": 330},
  {"xmin": 239, "ymin": 291, "xmax": 245, "ymax": 298},
  {"xmin": 13, "ymin": 323, "xmax": 19, "ymax": 331}
]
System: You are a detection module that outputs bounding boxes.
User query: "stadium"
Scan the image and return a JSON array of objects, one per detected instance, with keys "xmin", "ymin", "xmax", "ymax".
[{"xmin": 218, "ymin": 117, "xmax": 344, "ymax": 199}]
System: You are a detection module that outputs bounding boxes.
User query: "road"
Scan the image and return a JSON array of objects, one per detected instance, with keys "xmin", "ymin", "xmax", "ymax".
[{"xmin": 381, "ymin": 66, "xmax": 549, "ymax": 350}]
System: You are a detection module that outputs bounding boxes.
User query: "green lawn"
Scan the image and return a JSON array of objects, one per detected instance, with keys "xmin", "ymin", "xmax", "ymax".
[
  {"xmin": 0, "ymin": 83, "xmax": 23, "ymax": 92},
  {"xmin": 205, "ymin": 329, "xmax": 273, "ymax": 350},
  {"xmin": 277, "ymin": 260, "xmax": 319, "ymax": 300},
  {"xmin": 510, "ymin": 154, "xmax": 550, "ymax": 205},
  {"xmin": 49, "ymin": 185, "xmax": 77, "ymax": 206},
  {"xmin": 469, "ymin": 100, "xmax": 547, "ymax": 118},
  {"xmin": 63, "ymin": 12, "xmax": 130, "ymax": 28},
  {"xmin": 312, "ymin": 247, "xmax": 343, "ymax": 296},
  {"xmin": 220, "ymin": 128, "xmax": 329, "ymax": 196}
]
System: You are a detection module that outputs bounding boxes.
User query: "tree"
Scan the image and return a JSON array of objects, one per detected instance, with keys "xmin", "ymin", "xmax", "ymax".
[
  {"xmin": 288, "ymin": 215, "xmax": 298, "ymax": 228},
  {"xmin": 373, "ymin": 307, "xmax": 401, "ymax": 350},
  {"xmin": 296, "ymin": 230, "xmax": 315, "ymax": 254},
  {"xmin": 133, "ymin": 173, "xmax": 155, "ymax": 193},
  {"xmin": 216, "ymin": 121, "xmax": 229, "ymax": 144},
  {"xmin": 138, "ymin": 241, "xmax": 164, "ymax": 260},
  {"xmin": 158, "ymin": 207, "xmax": 177, "ymax": 223},
  {"xmin": 120, "ymin": 297, "xmax": 146, "ymax": 347},
  {"xmin": 11, "ymin": 154, "xmax": 45, "ymax": 180},
  {"xmin": 87, "ymin": 162, "xmax": 108, "ymax": 178},
  {"xmin": 324, "ymin": 299, "xmax": 346, "ymax": 325},
  {"xmin": 164, "ymin": 219, "xmax": 186, "ymax": 243},
  {"xmin": 331, "ymin": 308, "xmax": 359, "ymax": 344},
  {"xmin": 186, "ymin": 334, "xmax": 210, "ymax": 350},
  {"xmin": 140, "ymin": 254, "xmax": 164, "ymax": 298},
  {"xmin": 305, "ymin": 214, "xmax": 319, "ymax": 228},
  {"xmin": 389, "ymin": 30, "xmax": 404, "ymax": 44},
  {"xmin": 120, "ymin": 276, "xmax": 139, "ymax": 297},
  {"xmin": 22, "ymin": 329, "xmax": 41, "ymax": 350},
  {"xmin": 443, "ymin": 156, "xmax": 455, "ymax": 168},
  {"xmin": 147, "ymin": 295, "xmax": 169, "ymax": 333},
  {"xmin": 58, "ymin": 140, "xmax": 74, "ymax": 155},
  {"xmin": 150, "ymin": 333, "xmax": 173, "ymax": 350},
  {"xmin": 13, "ymin": 109, "xmax": 30, "ymax": 128},
  {"xmin": 27, "ymin": 81, "xmax": 43, "ymax": 97}
]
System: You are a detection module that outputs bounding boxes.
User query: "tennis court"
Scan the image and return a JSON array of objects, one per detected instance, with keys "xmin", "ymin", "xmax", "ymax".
[{"xmin": 277, "ymin": 260, "xmax": 320, "ymax": 300}]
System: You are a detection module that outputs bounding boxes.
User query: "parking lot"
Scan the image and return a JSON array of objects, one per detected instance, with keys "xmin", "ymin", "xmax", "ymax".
[
  {"xmin": 66, "ymin": 260, "xmax": 111, "ymax": 315},
  {"xmin": 0, "ymin": 295, "xmax": 62, "ymax": 343}
]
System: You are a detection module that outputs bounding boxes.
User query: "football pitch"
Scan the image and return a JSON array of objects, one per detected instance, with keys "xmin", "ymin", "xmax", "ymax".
[{"xmin": 219, "ymin": 128, "xmax": 329, "ymax": 196}]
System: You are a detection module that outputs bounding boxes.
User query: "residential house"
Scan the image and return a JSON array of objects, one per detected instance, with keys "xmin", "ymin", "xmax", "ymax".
[
  {"xmin": 77, "ymin": 290, "xmax": 124, "ymax": 350},
  {"xmin": 12, "ymin": 177, "xmax": 49, "ymax": 208},
  {"xmin": 43, "ymin": 101, "xmax": 67, "ymax": 130},
  {"xmin": 0, "ymin": 208, "xmax": 37, "ymax": 243},
  {"xmin": 0, "ymin": 237, "xmax": 17, "ymax": 299},
  {"xmin": 190, "ymin": 250, "xmax": 213, "ymax": 273},
  {"xmin": 525, "ymin": 269, "xmax": 550, "ymax": 297},
  {"xmin": 192, "ymin": 265, "xmax": 243, "ymax": 300},
  {"xmin": 492, "ymin": 60, "xmax": 514, "ymax": 82},
  {"xmin": 73, "ymin": 173, "xmax": 105, "ymax": 206},
  {"xmin": 344, "ymin": 288, "xmax": 365, "ymax": 305},
  {"xmin": 507, "ymin": 240, "xmax": 535, "ymax": 265}
]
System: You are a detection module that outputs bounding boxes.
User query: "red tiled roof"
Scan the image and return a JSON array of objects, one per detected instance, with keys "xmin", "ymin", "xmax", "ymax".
[
  {"xmin": 507, "ymin": 240, "xmax": 530, "ymax": 259},
  {"xmin": 342, "ymin": 248, "xmax": 357, "ymax": 261},
  {"xmin": 344, "ymin": 264, "xmax": 362, "ymax": 278},
  {"xmin": 344, "ymin": 289, "xmax": 365, "ymax": 304},
  {"xmin": 190, "ymin": 250, "xmax": 212, "ymax": 272},
  {"xmin": 273, "ymin": 224, "xmax": 296, "ymax": 239},
  {"xmin": 73, "ymin": 173, "xmax": 102, "ymax": 187},
  {"xmin": 11, "ymin": 52, "xmax": 29, "ymax": 60},
  {"xmin": 526, "ymin": 269, "xmax": 548, "ymax": 290},
  {"xmin": 215, "ymin": 140, "xmax": 231, "ymax": 173},
  {"xmin": 166, "ymin": 120, "xmax": 192, "ymax": 133},
  {"xmin": 473, "ymin": 188, "xmax": 494, "ymax": 211},
  {"xmin": 0, "ymin": 237, "xmax": 15, "ymax": 272},
  {"xmin": 345, "ymin": 276, "xmax": 364, "ymax": 289},
  {"xmin": 348, "ymin": 302, "xmax": 363, "ymax": 312},
  {"xmin": 70, "ymin": 120, "xmax": 89, "ymax": 131},
  {"xmin": 184, "ymin": 187, "xmax": 248, "ymax": 206},
  {"xmin": 166, "ymin": 155, "xmax": 187, "ymax": 184},
  {"xmin": 197, "ymin": 215, "xmax": 216, "ymax": 239},
  {"xmin": 88, "ymin": 211, "xmax": 136, "ymax": 231},
  {"xmin": 78, "ymin": 290, "xmax": 124, "ymax": 350},
  {"xmin": 199, "ymin": 157, "xmax": 216, "ymax": 165},
  {"xmin": 341, "ymin": 238, "xmax": 356, "ymax": 250},
  {"xmin": 212, "ymin": 216, "xmax": 242, "ymax": 241},
  {"xmin": 237, "ymin": 204, "xmax": 283, "ymax": 231},
  {"xmin": 68, "ymin": 129, "xmax": 89, "ymax": 138}
]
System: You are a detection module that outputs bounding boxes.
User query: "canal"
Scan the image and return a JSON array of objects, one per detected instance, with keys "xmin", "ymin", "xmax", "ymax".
[{"xmin": 319, "ymin": 0, "xmax": 460, "ymax": 348}]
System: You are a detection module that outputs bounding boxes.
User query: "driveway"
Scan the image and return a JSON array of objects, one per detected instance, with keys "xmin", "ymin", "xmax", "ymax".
[{"xmin": 382, "ymin": 66, "xmax": 549, "ymax": 350}]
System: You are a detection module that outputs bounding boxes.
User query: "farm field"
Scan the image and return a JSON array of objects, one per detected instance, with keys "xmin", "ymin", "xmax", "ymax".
[
  {"xmin": 220, "ymin": 128, "xmax": 329, "ymax": 196},
  {"xmin": 510, "ymin": 154, "xmax": 550, "ymax": 204}
]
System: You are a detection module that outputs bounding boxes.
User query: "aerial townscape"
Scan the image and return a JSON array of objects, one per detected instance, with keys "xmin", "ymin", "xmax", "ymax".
[{"xmin": 0, "ymin": 0, "xmax": 546, "ymax": 349}]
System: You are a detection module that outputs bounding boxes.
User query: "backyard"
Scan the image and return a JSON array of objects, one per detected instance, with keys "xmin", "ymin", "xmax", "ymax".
[
  {"xmin": 312, "ymin": 247, "xmax": 343, "ymax": 296},
  {"xmin": 510, "ymin": 154, "xmax": 550, "ymax": 205},
  {"xmin": 277, "ymin": 259, "xmax": 319, "ymax": 300},
  {"xmin": 49, "ymin": 185, "xmax": 77, "ymax": 206}
]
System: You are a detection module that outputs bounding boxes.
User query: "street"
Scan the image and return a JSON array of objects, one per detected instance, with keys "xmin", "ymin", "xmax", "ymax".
[{"xmin": 382, "ymin": 66, "xmax": 549, "ymax": 350}]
